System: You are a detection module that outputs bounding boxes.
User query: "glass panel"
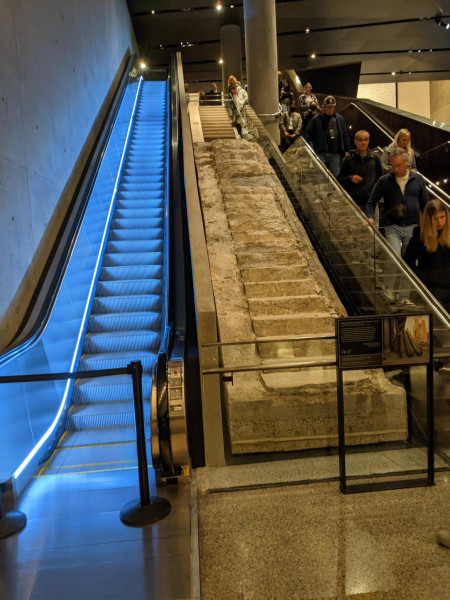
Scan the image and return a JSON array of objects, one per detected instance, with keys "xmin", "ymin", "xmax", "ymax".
[{"xmin": 0, "ymin": 82, "xmax": 141, "ymax": 482}]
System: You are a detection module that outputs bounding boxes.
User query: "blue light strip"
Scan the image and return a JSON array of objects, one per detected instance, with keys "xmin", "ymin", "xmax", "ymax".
[{"xmin": 13, "ymin": 77, "xmax": 143, "ymax": 480}]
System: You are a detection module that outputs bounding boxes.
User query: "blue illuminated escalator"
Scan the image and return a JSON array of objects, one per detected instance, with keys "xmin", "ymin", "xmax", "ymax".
[{"xmin": 40, "ymin": 81, "xmax": 168, "ymax": 475}]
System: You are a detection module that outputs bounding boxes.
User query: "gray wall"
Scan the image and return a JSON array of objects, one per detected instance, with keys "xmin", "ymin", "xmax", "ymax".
[{"xmin": 0, "ymin": 0, "xmax": 137, "ymax": 346}]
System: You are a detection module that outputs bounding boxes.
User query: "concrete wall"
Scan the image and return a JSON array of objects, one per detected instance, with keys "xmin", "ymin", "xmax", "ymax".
[
  {"xmin": 397, "ymin": 81, "xmax": 431, "ymax": 119},
  {"xmin": 0, "ymin": 0, "xmax": 137, "ymax": 346},
  {"xmin": 430, "ymin": 80, "xmax": 450, "ymax": 125},
  {"xmin": 357, "ymin": 83, "xmax": 396, "ymax": 108}
]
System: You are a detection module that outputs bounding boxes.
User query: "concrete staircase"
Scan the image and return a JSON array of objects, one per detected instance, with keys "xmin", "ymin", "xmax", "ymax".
[
  {"xmin": 194, "ymin": 138, "xmax": 408, "ymax": 454},
  {"xmin": 198, "ymin": 106, "xmax": 236, "ymax": 141}
]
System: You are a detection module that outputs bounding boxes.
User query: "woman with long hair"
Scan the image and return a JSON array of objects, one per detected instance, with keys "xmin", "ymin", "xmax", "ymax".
[
  {"xmin": 405, "ymin": 199, "xmax": 450, "ymax": 311},
  {"xmin": 381, "ymin": 128, "xmax": 417, "ymax": 173}
]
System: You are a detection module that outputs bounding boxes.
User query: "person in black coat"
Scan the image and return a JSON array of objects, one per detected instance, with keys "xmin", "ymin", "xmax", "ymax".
[
  {"xmin": 338, "ymin": 130, "xmax": 382, "ymax": 210},
  {"xmin": 405, "ymin": 199, "xmax": 450, "ymax": 312}
]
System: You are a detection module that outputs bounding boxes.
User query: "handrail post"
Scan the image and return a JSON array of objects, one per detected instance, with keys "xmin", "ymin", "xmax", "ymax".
[{"xmin": 120, "ymin": 361, "xmax": 171, "ymax": 527}]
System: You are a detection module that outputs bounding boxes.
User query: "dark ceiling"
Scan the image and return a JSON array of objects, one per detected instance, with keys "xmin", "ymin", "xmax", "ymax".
[{"xmin": 126, "ymin": 0, "xmax": 450, "ymax": 87}]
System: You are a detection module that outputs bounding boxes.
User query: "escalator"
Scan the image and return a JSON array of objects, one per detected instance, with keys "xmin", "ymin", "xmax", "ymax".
[
  {"xmin": 40, "ymin": 81, "xmax": 167, "ymax": 476},
  {"xmin": 0, "ymin": 58, "xmax": 198, "ymax": 496}
]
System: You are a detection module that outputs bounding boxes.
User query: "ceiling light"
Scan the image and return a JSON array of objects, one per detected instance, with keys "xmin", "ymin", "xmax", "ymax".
[
  {"xmin": 310, "ymin": 53, "xmax": 316, "ymax": 58},
  {"xmin": 429, "ymin": 49, "xmax": 433, "ymax": 52},
  {"xmin": 140, "ymin": 62, "xmax": 147, "ymax": 69},
  {"xmin": 391, "ymin": 71, "xmax": 396, "ymax": 75},
  {"xmin": 417, "ymin": 49, "xmax": 421, "ymax": 53},
  {"xmin": 305, "ymin": 28, "xmax": 310, "ymax": 34},
  {"xmin": 218, "ymin": 58, "xmax": 224, "ymax": 64},
  {"xmin": 151, "ymin": 9, "xmax": 155, "ymax": 14},
  {"xmin": 434, "ymin": 15, "xmax": 450, "ymax": 28},
  {"xmin": 444, "ymin": 179, "xmax": 448, "ymax": 184},
  {"xmin": 216, "ymin": 2, "xmax": 223, "ymax": 10}
]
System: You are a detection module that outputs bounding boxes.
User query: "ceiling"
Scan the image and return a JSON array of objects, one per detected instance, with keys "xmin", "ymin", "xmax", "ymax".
[{"xmin": 126, "ymin": 0, "xmax": 450, "ymax": 88}]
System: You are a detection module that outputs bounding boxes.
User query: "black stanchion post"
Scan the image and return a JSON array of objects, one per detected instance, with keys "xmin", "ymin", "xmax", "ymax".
[
  {"xmin": 120, "ymin": 361, "xmax": 171, "ymax": 526},
  {"xmin": 0, "ymin": 493, "xmax": 27, "ymax": 540}
]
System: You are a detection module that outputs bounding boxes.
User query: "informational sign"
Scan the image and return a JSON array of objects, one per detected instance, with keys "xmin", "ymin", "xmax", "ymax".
[{"xmin": 337, "ymin": 314, "xmax": 431, "ymax": 369}]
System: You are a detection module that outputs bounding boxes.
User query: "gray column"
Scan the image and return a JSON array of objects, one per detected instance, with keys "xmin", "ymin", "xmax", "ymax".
[
  {"xmin": 220, "ymin": 24, "xmax": 243, "ymax": 94},
  {"xmin": 243, "ymin": 0, "xmax": 279, "ymax": 143}
]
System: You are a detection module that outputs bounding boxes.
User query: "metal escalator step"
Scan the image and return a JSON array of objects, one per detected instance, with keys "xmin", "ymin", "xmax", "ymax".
[
  {"xmin": 105, "ymin": 239, "xmax": 163, "ymax": 254},
  {"xmin": 102, "ymin": 251, "xmax": 163, "ymax": 267},
  {"xmin": 83, "ymin": 330, "xmax": 160, "ymax": 354},
  {"xmin": 72, "ymin": 373, "xmax": 152, "ymax": 404},
  {"xmin": 113, "ymin": 209, "xmax": 164, "ymax": 221},
  {"xmin": 114, "ymin": 202, "xmax": 163, "ymax": 214},
  {"xmin": 41, "ymin": 443, "xmax": 139, "ymax": 475},
  {"xmin": 111, "ymin": 217, "xmax": 163, "ymax": 229},
  {"xmin": 92, "ymin": 294, "xmax": 162, "ymax": 314},
  {"xmin": 99, "ymin": 264, "xmax": 163, "ymax": 281},
  {"xmin": 96, "ymin": 280, "xmax": 162, "ymax": 297},
  {"xmin": 67, "ymin": 400, "xmax": 150, "ymax": 430},
  {"xmin": 108, "ymin": 228, "xmax": 163, "ymax": 241},
  {"xmin": 88, "ymin": 311, "xmax": 161, "ymax": 333},
  {"xmin": 79, "ymin": 351, "xmax": 156, "ymax": 373},
  {"xmin": 58, "ymin": 426, "xmax": 144, "ymax": 448}
]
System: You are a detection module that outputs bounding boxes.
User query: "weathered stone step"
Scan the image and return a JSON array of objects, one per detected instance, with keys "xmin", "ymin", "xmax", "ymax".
[
  {"xmin": 261, "ymin": 365, "xmax": 374, "ymax": 391},
  {"xmin": 237, "ymin": 249, "xmax": 304, "ymax": 267},
  {"xmin": 249, "ymin": 295, "xmax": 331, "ymax": 316},
  {"xmin": 241, "ymin": 264, "xmax": 309, "ymax": 282},
  {"xmin": 252, "ymin": 313, "xmax": 335, "ymax": 336},
  {"xmin": 232, "ymin": 230, "xmax": 294, "ymax": 244},
  {"xmin": 244, "ymin": 279, "xmax": 318, "ymax": 298}
]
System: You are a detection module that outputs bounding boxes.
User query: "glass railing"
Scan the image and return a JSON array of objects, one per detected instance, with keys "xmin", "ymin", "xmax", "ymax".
[
  {"xmin": 0, "ymin": 80, "xmax": 143, "ymax": 486},
  {"xmin": 243, "ymin": 105, "xmax": 450, "ymax": 465},
  {"xmin": 201, "ymin": 336, "xmax": 445, "ymax": 483}
]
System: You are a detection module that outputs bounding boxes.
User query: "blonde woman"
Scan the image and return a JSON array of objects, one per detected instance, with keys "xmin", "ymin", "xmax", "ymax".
[
  {"xmin": 405, "ymin": 199, "xmax": 450, "ymax": 311},
  {"xmin": 381, "ymin": 128, "xmax": 417, "ymax": 172}
]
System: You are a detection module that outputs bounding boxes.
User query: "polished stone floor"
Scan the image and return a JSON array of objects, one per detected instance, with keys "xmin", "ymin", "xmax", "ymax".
[
  {"xmin": 0, "ymin": 469, "xmax": 192, "ymax": 600},
  {"xmin": 197, "ymin": 451, "xmax": 450, "ymax": 600}
]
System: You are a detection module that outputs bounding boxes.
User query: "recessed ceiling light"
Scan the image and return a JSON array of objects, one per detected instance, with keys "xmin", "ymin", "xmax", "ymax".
[
  {"xmin": 391, "ymin": 71, "xmax": 396, "ymax": 75},
  {"xmin": 216, "ymin": 2, "xmax": 223, "ymax": 10},
  {"xmin": 310, "ymin": 53, "xmax": 316, "ymax": 58},
  {"xmin": 305, "ymin": 28, "xmax": 310, "ymax": 34},
  {"xmin": 418, "ymin": 49, "xmax": 421, "ymax": 53},
  {"xmin": 151, "ymin": 9, "xmax": 155, "ymax": 14},
  {"xmin": 218, "ymin": 58, "xmax": 224, "ymax": 64}
]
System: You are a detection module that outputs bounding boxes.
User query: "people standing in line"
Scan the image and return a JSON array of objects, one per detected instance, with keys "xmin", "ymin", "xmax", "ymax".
[
  {"xmin": 280, "ymin": 103, "xmax": 302, "ymax": 152},
  {"xmin": 338, "ymin": 130, "xmax": 382, "ymax": 211},
  {"xmin": 381, "ymin": 128, "xmax": 417, "ymax": 173},
  {"xmin": 279, "ymin": 79, "xmax": 294, "ymax": 113},
  {"xmin": 297, "ymin": 82, "xmax": 320, "ymax": 130},
  {"xmin": 404, "ymin": 199, "xmax": 450, "ymax": 312},
  {"xmin": 228, "ymin": 75, "xmax": 248, "ymax": 138},
  {"xmin": 365, "ymin": 148, "xmax": 429, "ymax": 306},
  {"xmin": 302, "ymin": 95, "xmax": 351, "ymax": 177}
]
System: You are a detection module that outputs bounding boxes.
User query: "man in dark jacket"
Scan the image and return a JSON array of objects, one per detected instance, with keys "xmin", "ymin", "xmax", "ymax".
[
  {"xmin": 365, "ymin": 148, "xmax": 429, "ymax": 305},
  {"xmin": 302, "ymin": 95, "xmax": 351, "ymax": 176},
  {"xmin": 338, "ymin": 130, "xmax": 382, "ymax": 210}
]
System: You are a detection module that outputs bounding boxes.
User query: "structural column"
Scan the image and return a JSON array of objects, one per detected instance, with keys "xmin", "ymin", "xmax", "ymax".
[
  {"xmin": 220, "ymin": 24, "xmax": 243, "ymax": 94},
  {"xmin": 243, "ymin": 0, "xmax": 279, "ymax": 143}
]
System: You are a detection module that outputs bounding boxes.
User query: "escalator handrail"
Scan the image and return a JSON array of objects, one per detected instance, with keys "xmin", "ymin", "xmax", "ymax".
[
  {"xmin": 418, "ymin": 139, "xmax": 450, "ymax": 158},
  {"xmin": 244, "ymin": 106, "xmax": 450, "ymax": 329},
  {"xmin": 0, "ymin": 55, "xmax": 137, "ymax": 364}
]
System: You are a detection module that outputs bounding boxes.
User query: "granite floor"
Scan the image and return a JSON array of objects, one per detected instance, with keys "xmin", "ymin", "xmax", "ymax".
[{"xmin": 197, "ymin": 451, "xmax": 450, "ymax": 600}]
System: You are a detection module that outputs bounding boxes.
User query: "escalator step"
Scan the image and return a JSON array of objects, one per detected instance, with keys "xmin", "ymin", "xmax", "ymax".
[
  {"xmin": 88, "ymin": 311, "xmax": 161, "ymax": 333},
  {"xmin": 102, "ymin": 251, "xmax": 163, "ymax": 267},
  {"xmin": 83, "ymin": 330, "xmax": 160, "ymax": 353},
  {"xmin": 99, "ymin": 264, "xmax": 163, "ymax": 281},
  {"xmin": 66, "ymin": 400, "xmax": 149, "ymax": 430},
  {"xmin": 92, "ymin": 293, "xmax": 162, "ymax": 313},
  {"xmin": 96, "ymin": 280, "xmax": 162, "ymax": 297},
  {"xmin": 79, "ymin": 351, "xmax": 156, "ymax": 373},
  {"xmin": 108, "ymin": 228, "xmax": 163, "ymax": 241},
  {"xmin": 72, "ymin": 374, "xmax": 152, "ymax": 404}
]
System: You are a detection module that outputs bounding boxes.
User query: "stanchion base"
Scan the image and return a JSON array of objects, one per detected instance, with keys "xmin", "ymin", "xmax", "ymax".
[
  {"xmin": 120, "ymin": 497, "xmax": 171, "ymax": 527},
  {"xmin": 0, "ymin": 511, "xmax": 27, "ymax": 539}
]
